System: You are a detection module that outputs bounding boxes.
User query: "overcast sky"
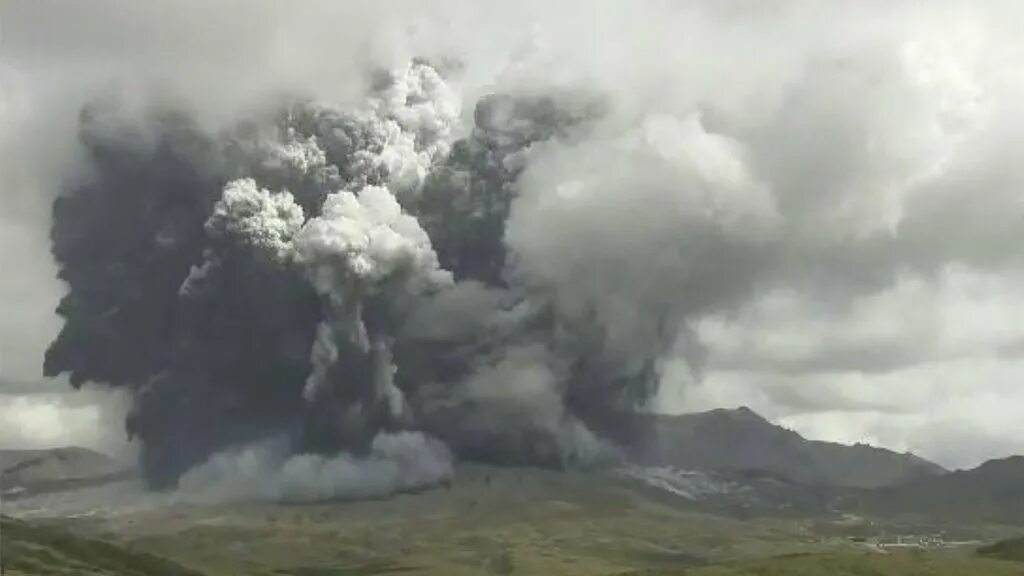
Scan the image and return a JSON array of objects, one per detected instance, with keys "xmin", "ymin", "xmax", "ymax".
[{"xmin": 3, "ymin": 0, "xmax": 1024, "ymax": 470}]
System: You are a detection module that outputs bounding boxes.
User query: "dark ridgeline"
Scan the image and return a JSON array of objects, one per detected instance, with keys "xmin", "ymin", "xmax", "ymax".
[{"xmin": 614, "ymin": 407, "xmax": 946, "ymax": 489}]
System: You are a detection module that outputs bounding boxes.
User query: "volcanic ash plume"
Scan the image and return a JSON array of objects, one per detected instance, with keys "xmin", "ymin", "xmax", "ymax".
[
  {"xmin": 176, "ymin": 431, "xmax": 453, "ymax": 505},
  {"xmin": 44, "ymin": 59, "xmax": 717, "ymax": 500}
]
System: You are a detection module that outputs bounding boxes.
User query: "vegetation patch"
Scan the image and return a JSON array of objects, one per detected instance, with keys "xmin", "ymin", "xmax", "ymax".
[
  {"xmin": 1, "ymin": 515, "xmax": 207, "ymax": 576},
  {"xmin": 979, "ymin": 537, "xmax": 1024, "ymax": 563}
]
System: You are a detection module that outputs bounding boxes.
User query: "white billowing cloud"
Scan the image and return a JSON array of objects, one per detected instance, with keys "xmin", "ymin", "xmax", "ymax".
[
  {"xmin": 353, "ymin": 62, "xmax": 462, "ymax": 196},
  {"xmin": 295, "ymin": 186, "xmax": 451, "ymax": 297},
  {"xmin": 176, "ymin": 431, "xmax": 452, "ymax": 504},
  {"xmin": 743, "ymin": 17, "xmax": 988, "ymax": 244},
  {"xmin": 205, "ymin": 178, "xmax": 305, "ymax": 260},
  {"xmin": 508, "ymin": 112, "xmax": 776, "ymax": 366}
]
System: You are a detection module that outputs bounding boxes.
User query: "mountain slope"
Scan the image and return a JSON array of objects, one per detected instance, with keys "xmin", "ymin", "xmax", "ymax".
[
  {"xmin": 1, "ymin": 447, "xmax": 134, "ymax": 499},
  {"xmin": 854, "ymin": 456, "xmax": 1024, "ymax": 524},
  {"xmin": 617, "ymin": 407, "xmax": 945, "ymax": 488}
]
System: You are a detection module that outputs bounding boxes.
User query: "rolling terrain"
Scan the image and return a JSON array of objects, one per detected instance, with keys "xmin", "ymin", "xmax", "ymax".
[{"xmin": 6, "ymin": 462, "xmax": 1024, "ymax": 575}]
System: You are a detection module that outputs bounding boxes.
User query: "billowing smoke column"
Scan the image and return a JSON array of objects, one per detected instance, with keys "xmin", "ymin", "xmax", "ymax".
[
  {"xmin": 52, "ymin": 40, "xmax": 969, "ymax": 498},
  {"xmin": 44, "ymin": 61, "xmax": 643, "ymax": 495}
]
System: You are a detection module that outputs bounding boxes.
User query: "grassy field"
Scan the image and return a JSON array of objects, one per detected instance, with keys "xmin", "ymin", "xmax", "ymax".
[
  {"xmin": 7, "ymin": 517, "xmax": 1024, "ymax": 576},
  {"xmin": 6, "ymin": 466, "xmax": 1024, "ymax": 575},
  {"xmin": 980, "ymin": 537, "xmax": 1024, "ymax": 563},
  {"xmin": 636, "ymin": 551, "xmax": 1024, "ymax": 575}
]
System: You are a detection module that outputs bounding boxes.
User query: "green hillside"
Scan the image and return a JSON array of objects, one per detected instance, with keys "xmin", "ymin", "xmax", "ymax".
[{"xmin": 1, "ymin": 515, "xmax": 207, "ymax": 576}]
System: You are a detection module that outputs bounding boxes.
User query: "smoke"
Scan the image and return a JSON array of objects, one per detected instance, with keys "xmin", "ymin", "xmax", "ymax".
[
  {"xmin": 177, "ymin": 432, "xmax": 452, "ymax": 504},
  {"xmin": 17, "ymin": 0, "xmax": 1024, "ymax": 493},
  {"xmin": 40, "ymin": 59, "xmax": 639, "ymax": 494}
]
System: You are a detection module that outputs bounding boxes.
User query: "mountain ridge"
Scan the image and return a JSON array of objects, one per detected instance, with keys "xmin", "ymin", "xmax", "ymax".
[
  {"xmin": 612, "ymin": 406, "xmax": 946, "ymax": 489},
  {"xmin": 1, "ymin": 446, "xmax": 135, "ymax": 499},
  {"xmin": 851, "ymin": 454, "xmax": 1024, "ymax": 524}
]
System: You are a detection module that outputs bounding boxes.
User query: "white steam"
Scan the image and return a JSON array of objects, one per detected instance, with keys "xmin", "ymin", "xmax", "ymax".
[
  {"xmin": 206, "ymin": 178, "xmax": 305, "ymax": 260},
  {"xmin": 295, "ymin": 186, "xmax": 451, "ymax": 296},
  {"xmin": 350, "ymin": 61, "xmax": 461, "ymax": 196},
  {"xmin": 507, "ymin": 112, "xmax": 776, "ymax": 369},
  {"xmin": 177, "ymin": 431, "xmax": 452, "ymax": 504}
]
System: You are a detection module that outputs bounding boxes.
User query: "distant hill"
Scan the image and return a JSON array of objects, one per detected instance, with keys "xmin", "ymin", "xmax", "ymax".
[
  {"xmin": 853, "ymin": 455, "xmax": 1024, "ymax": 525},
  {"xmin": 616, "ymin": 407, "xmax": 946, "ymax": 489},
  {"xmin": 1, "ymin": 446, "xmax": 134, "ymax": 499}
]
